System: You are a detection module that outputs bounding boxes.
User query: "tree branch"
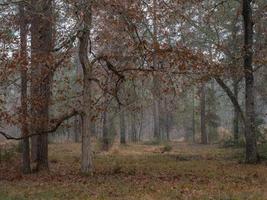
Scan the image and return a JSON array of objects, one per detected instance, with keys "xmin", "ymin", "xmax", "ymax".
[
  {"xmin": 214, "ymin": 77, "xmax": 245, "ymax": 123},
  {"xmin": 0, "ymin": 109, "xmax": 80, "ymax": 140}
]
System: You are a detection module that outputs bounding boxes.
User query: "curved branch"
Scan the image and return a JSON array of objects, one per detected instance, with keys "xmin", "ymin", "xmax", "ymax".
[
  {"xmin": 0, "ymin": 110, "xmax": 80, "ymax": 140},
  {"xmin": 215, "ymin": 77, "xmax": 245, "ymax": 123}
]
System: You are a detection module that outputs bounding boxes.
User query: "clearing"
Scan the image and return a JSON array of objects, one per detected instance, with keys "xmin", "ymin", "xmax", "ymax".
[{"xmin": 1, "ymin": 142, "xmax": 267, "ymax": 200}]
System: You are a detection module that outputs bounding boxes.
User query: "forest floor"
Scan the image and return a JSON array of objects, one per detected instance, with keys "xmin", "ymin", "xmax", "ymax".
[{"xmin": 1, "ymin": 142, "xmax": 267, "ymax": 200}]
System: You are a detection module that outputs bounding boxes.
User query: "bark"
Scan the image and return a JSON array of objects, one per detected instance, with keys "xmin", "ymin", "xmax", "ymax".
[
  {"xmin": 120, "ymin": 107, "xmax": 126, "ymax": 144},
  {"xmin": 19, "ymin": 2, "xmax": 31, "ymax": 174},
  {"xmin": 233, "ymin": 80, "xmax": 239, "ymax": 140},
  {"xmin": 30, "ymin": 0, "xmax": 53, "ymax": 171},
  {"xmin": 78, "ymin": 0, "xmax": 94, "ymax": 174},
  {"xmin": 200, "ymin": 84, "xmax": 208, "ymax": 144},
  {"xmin": 242, "ymin": 0, "xmax": 259, "ymax": 163}
]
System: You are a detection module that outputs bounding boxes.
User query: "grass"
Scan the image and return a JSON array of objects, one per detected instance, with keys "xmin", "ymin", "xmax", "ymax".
[{"xmin": 1, "ymin": 142, "xmax": 267, "ymax": 199}]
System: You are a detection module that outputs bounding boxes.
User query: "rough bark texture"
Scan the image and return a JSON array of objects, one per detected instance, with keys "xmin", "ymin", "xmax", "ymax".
[
  {"xmin": 78, "ymin": 0, "xmax": 94, "ymax": 174},
  {"xmin": 19, "ymin": 2, "xmax": 31, "ymax": 174},
  {"xmin": 30, "ymin": 0, "xmax": 53, "ymax": 171},
  {"xmin": 242, "ymin": 0, "xmax": 259, "ymax": 163},
  {"xmin": 200, "ymin": 84, "xmax": 208, "ymax": 144}
]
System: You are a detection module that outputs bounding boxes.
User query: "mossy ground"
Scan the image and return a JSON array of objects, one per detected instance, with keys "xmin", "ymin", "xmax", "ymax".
[{"xmin": 1, "ymin": 142, "xmax": 267, "ymax": 199}]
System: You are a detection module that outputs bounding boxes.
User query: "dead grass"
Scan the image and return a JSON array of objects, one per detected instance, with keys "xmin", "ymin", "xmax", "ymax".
[{"xmin": 0, "ymin": 142, "xmax": 267, "ymax": 199}]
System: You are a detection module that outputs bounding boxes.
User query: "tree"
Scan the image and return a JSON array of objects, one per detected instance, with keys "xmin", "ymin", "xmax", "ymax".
[
  {"xmin": 200, "ymin": 84, "xmax": 208, "ymax": 144},
  {"xmin": 19, "ymin": 2, "xmax": 31, "ymax": 174},
  {"xmin": 78, "ymin": 0, "xmax": 94, "ymax": 174},
  {"xmin": 242, "ymin": 0, "xmax": 258, "ymax": 163},
  {"xmin": 30, "ymin": 0, "xmax": 53, "ymax": 171},
  {"xmin": 119, "ymin": 106, "xmax": 126, "ymax": 144}
]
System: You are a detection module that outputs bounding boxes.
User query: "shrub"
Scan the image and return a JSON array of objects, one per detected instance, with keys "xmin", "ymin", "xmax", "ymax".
[{"xmin": 161, "ymin": 144, "xmax": 172, "ymax": 153}]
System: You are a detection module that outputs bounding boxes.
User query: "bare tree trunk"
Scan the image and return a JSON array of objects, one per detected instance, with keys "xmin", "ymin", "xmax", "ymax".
[
  {"xmin": 200, "ymin": 84, "xmax": 208, "ymax": 144},
  {"xmin": 152, "ymin": 0, "xmax": 161, "ymax": 141},
  {"xmin": 78, "ymin": 0, "xmax": 93, "ymax": 173},
  {"xmin": 192, "ymin": 87, "xmax": 195, "ymax": 143},
  {"xmin": 233, "ymin": 80, "xmax": 239, "ymax": 141},
  {"xmin": 138, "ymin": 109, "xmax": 144, "ymax": 141},
  {"xmin": 131, "ymin": 112, "xmax": 137, "ymax": 143},
  {"xmin": 153, "ymin": 100, "xmax": 160, "ymax": 140},
  {"xmin": 163, "ymin": 98, "xmax": 170, "ymax": 141},
  {"xmin": 30, "ymin": 0, "xmax": 53, "ymax": 171},
  {"xmin": 242, "ymin": 0, "xmax": 259, "ymax": 163},
  {"xmin": 19, "ymin": 2, "xmax": 31, "ymax": 174},
  {"xmin": 120, "ymin": 107, "xmax": 126, "ymax": 144}
]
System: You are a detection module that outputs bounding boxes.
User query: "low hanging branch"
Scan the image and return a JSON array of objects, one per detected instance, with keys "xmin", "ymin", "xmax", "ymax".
[
  {"xmin": 0, "ymin": 109, "xmax": 80, "ymax": 141},
  {"xmin": 214, "ymin": 77, "xmax": 245, "ymax": 123}
]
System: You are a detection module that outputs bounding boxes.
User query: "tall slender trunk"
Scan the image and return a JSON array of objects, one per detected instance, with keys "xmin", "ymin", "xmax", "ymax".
[
  {"xmin": 152, "ymin": 0, "xmax": 160, "ymax": 141},
  {"xmin": 120, "ymin": 107, "xmax": 126, "ymax": 144},
  {"xmin": 164, "ymin": 98, "xmax": 170, "ymax": 141},
  {"xmin": 200, "ymin": 84, "xmax": 208, "ymax": 144},
  {"xmin": 30, "ymin": 0, "xmax": 53, "ymax": 171},
  {"xmin": 131, "ymin": 112, "xmax": 137, "ymax": 143},
  {"xmin": 153, "ymin": 100, "xmax": 160, "ymax": 140},
  {"xmin": 78, "ymin": 0, "xmax": 93, "ymax": 173},
  {"xmin": 233, "ymin": 80, "xmax": 239, "ymax": 140},
  {"xmin": 138, "ymin": 109, "xmax": 144, "ymax": 141},
  {"xmin": 242, "ymin": 0, "xmax": 258, "ymax": 163},
  {"xmin": 19, "ymin": 3, "xmax": 31, "ymax": 174},
  {"xmin": 192, "ymin": 87, "xmax": 195, "ymax": 143}
]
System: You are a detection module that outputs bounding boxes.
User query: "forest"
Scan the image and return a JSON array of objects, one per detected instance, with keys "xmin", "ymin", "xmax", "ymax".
[{"xmin": 0, "ymin": 0, "xmax": 266, "ymax": 199}]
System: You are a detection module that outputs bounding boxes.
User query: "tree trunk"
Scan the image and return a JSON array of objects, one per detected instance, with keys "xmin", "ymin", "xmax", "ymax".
[
  {"xmin": 200, "ymin": 84, "xmax": 208, "ymax": 144},
  {"xmin": 233, "ymin": 80, "xmax": 239, "ymax": 141},
  {"xmin": 120, "ymin": 107, "xmax": 126, "ymax": 144},
  {"xmin": 152, "ymin": 0, "xmax": 161, "ymax": 141},
  {"xmin": 131, "ymin": 112, "xmax": 137, "ymax": 143},
  {"xmin": 30, "ymin": 0, "xmax": 53, "ymax": 171},
  {"xmin": 192, "ymin": 87, "xmax": 195, "ymax": 143},
  {"xmin": 242, "ymin": 0, "xmax": 259, "ymax": 163},
  {"xmin": 164, "ymin": 98, "xmax": 170, "ymax": 141},
  {"xmin": 78, "ymin": 0, "xmax": 94, "ymax": 174},
  {"xmin": 138, "ymin": 109, "xmax": 144, "ymax": 141},
  {"xmin": 102, "ymin": 109, "xmax": 109, "ymax": 151},
  {"xmin": 81, "ymin": 74, "xmax": 93, "ymax": 173},
  {"xmin": 19, "ymin": 2, "xmax": 31, "ymax": 174}
]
